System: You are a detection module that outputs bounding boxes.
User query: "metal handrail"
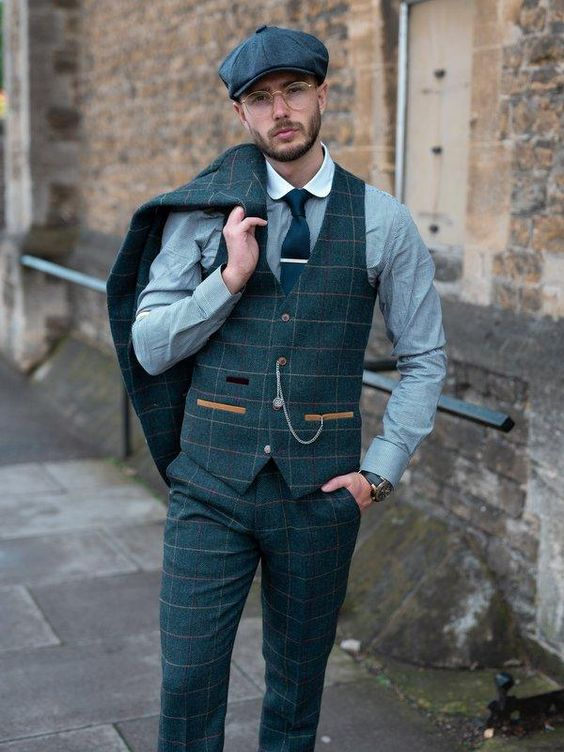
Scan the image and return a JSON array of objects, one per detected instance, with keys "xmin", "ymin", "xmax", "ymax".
[
  {"xmin": 20, "ymin": 255, "xmax": 107, "ymax": 293},
  {"xmin": 20, "ymin": 255, "xmax": 131, "ymax": 459},
  {"xmin": 363, "ymin": 367, "xmax": 514, "ymax": 432},
  {"xmin": 20, "ymin": 255, "xmax": 514, "ymax": 463}
]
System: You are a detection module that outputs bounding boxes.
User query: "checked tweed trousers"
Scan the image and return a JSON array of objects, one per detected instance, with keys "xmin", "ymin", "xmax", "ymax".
[{"xmin": 158, "ymin": 452, "xmax": 362, "ymax": 751}]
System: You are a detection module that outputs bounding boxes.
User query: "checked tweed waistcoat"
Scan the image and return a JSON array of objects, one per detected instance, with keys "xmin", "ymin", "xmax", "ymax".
[
  {"xmin": 106, "ymin": 143, "xmax": 377, "ymax": 500},
  {"xmin": 173, "ymin": 162, "xmax": 377, "ymax": 500}
]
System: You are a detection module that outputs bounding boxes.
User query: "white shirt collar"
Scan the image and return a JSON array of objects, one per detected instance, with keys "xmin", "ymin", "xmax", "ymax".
[{"xmin": 265, "ymin": 142, "xmax": 334, "ymax": 200}]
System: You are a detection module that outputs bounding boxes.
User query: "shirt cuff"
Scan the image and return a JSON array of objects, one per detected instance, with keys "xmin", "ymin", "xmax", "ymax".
[
  {"xmin": 192, "ymin": 263, "xmax": 245, "ymax": 317},
  {"xmin": 360, "ymin": 437, "xmax": 411, "ymax": 488}
]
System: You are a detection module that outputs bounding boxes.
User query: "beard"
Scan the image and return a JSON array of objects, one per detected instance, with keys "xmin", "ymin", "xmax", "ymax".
[{"xmin": 248, "ymin": 105, "xmax": 322, "ymax": 163}]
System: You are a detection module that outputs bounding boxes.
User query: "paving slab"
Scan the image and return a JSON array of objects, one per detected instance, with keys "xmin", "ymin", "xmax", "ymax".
[
  {"xmin": 41, "ymin": 458, "xmax": 136, "ymax": 489},
  {"xmin": 0, "ymin": 529, "xmax": 138, "ymax": 587},
  {"xmin": 0, "ymin": 463, "xmax": 65, "ymax": 495},
  {"xmin": 30, "ymin": 571, "xmax": 162, "ymax": 643},
  {"xmin": 0, "ymin": 354, "xmax": 476, "ymax": 751},
  {"xmin": 0, "ymin": 485, "xmax": 165, "ymax": 540},
  {"xmin": 103, "ymin": 520, "xmax": 166, "ymax": 571},
  {"xmin": 118, "ymin": 677, "xmax": 463, "ymax": 752},
  {"xmin": 0, "ymin": 586, "xmax": 60, "ymax": 652},
  {"xmin": 0, "ymin": 631, "xmax": 161, "ymax": 742},
  {"xmin": 0, "ymin": 725, "xmax": 130, "ymax": 751},
  {"xmin": 314, "ymin": 678, "xmax": 458, "ymax": 751},
  {"xmin": 0, "ymin": 628, "xmax": 262, "ymax": 744},
  {"xmin": 115, "ymin": 715, "xmax": 159, "ymax": 752}
]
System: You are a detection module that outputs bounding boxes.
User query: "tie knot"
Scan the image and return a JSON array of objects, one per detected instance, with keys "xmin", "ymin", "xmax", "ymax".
[{"xmin": 282, "ymin": 188, "xmax": 310, "ymax": 218}]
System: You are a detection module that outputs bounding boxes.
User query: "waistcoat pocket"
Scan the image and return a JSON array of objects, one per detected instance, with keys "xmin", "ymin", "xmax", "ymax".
[
  {"xmin": 303, "ymin": 411, "xmax": 354, "ymax": 421},
  {"xmin": 196, "ymin": 398, "xmax": 247, "ymax": 415}
]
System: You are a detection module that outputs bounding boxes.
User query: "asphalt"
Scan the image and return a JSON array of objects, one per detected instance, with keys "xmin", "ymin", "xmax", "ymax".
[{"xmin": 0, "ymin": 355, "xmax": 463, "ymax": 751}]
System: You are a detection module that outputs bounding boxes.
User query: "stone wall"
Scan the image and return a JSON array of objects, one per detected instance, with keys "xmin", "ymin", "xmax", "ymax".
[
  {"xmin": 0, "ymin": 120, "xmax": 5, "ymax": 228},
  {"xmin": 492, "ymin": 0, "xmax": 564, "ymax": 316}
]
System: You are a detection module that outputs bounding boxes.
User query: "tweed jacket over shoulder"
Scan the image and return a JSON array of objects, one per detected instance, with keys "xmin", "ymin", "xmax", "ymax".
[{"xmin": 106, "ymin": 143, "xmax": 269, "ymax": 484}]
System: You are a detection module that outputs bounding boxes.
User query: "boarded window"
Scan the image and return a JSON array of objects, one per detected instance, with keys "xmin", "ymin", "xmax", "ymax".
[{"xmin": 404, "ymin": 0, "xmax": 475, "ymax": 251}]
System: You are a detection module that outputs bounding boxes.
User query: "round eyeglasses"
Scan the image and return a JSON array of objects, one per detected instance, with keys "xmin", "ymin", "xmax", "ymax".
[{"xmin": 240, "ymin": 81, "xmax": 315, "ymax": 115}]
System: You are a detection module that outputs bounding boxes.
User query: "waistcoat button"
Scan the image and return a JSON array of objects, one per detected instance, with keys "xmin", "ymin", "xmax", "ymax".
[
  {"xmin": 264, "ymin": 444, "xmax": 271, "ymax": 454},
  {"xmin": 273, "ymin": 397, "xmax": 283, "ymax": 410},
  {"xmin": 277, "ymin": 356, "xmax": 287, "ymax": 366},
  {"xmin": 281, "ymin": 313, "xmax": 290, "ymax": 321}
]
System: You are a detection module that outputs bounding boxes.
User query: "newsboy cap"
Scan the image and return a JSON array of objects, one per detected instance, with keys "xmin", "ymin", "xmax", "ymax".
[{"xmin": 218, "ymin": 25, "xmax": 329, "ymax": 100}]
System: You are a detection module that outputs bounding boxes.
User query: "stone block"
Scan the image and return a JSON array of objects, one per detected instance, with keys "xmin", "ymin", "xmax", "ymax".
[
  {"xmin": 466, "ymin": 145, "xmax": 511, "ymax": 250},
  {"xmin": 541, "ymin": 252, "xmax": 564, "ymax": 316},
  {"xmin": 527, "ymin": 34, "xmax": 564, "ymax": 65},
  {"xmin": 483, "ymin": 435, "xmax": 527, "ymax": 484},
  {"xmin": 470, "ymin": 47, "xmax": 502, "ymax": 140},
  {"xmin": 431, "ymin": 246, "xmax": 463, "ymax": 283},
  {"xmin": 461, "ymin": 245, "xmax": 493, "ymax": 306},
  {"xmin": 443, "ymin": 486, "xmax": 507, "ymax": 537},
  {"xmin": 506, "ymin": 515, "xmax": 540, "ymax": 562},
  {"xmin": 520, "ymin": 284, "xmax": 543, "ymax": 313},
  {"xmin": 510, "ymin": 216, "xmax": 532, "ymax": 247},
  {"xmin": 532, "ymin": 214, "xmax": 564, "ymax": 253},
  {"xmin": 511, "ymin": 172, "xmax": 547, "ymax": 214},
  {"xmin": 492, "ymin": 280, "xmax": 520, "ymax": 311},
  {"xmin": 531, "ymin": 65, "xmax": 564, "ymax": 94},
  {"xmin": 520, "ymin": 6, "xmax": 547, "ymax": 33},
  {"xmin": 487, "ymin": 371, "xmax": 528, "ymax": 404},
  {"xmin": 530, "ymin": 94, "xmax": 561, "ymax": 137}
]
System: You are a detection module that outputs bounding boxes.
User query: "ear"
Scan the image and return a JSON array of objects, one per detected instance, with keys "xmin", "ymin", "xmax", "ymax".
[
  {"xmin": 233, "ymin": 101, "xmax": 250, "ymax": 132},
  {"xmin": 317, "ymin": 80, "xmax": 328, "ymax": 115}
]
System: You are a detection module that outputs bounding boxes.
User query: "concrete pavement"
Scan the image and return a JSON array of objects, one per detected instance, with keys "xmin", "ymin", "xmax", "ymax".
[{"xmin": 0, "ymin": 356, "xmax": 463, "ymax": 751}]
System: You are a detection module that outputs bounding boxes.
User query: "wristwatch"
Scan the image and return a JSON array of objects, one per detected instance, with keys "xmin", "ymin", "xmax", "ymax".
[{"xmin": 357, "ymin": 470, "xmax": 394, "ymax": 503}]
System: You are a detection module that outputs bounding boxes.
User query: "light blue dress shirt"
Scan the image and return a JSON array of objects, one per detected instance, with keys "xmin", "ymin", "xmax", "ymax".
[{"xmin": 131, "ymin": 144, "xmax": 447, "ymax": 487}]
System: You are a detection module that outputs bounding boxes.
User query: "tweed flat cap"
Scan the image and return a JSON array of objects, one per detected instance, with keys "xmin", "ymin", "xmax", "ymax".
[{"xmin": 218, "ymin": 25, "xmax": 329, "ymax": 100}]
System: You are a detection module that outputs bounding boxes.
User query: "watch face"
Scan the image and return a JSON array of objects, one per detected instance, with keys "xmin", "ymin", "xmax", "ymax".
[{"xmin": 375, "ymin": 482, "xmax": 393, "ymax": 502}]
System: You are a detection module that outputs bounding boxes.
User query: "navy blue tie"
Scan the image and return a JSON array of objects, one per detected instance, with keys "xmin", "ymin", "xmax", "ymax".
[{"xmin": 280, "ymin": 188, "xmax": 311, "ymax": 296}]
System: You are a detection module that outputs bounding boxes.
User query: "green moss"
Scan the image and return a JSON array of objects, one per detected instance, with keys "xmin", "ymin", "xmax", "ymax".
[{"xmin": 369, "ymin": 654, "xmax": 559, "ymax": 719}]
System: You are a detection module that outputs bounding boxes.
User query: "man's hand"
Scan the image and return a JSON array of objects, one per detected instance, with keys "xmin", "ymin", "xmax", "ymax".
[
  {"xmin": 321, "ymin": 472, "xmax": 373, "ymax": 514},
  {"xmin": 222, "ymin": 206, "xmax": 268, "ymax": 293}
]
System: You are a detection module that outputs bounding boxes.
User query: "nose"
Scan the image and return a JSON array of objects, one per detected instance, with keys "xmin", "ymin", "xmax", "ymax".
[{"xmin": 271, "ymin": 91, "xmax": 291, "ymax": 118}]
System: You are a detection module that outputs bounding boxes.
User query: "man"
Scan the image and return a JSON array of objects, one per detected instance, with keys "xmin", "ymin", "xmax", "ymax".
[{"xmin": 109, "ymin": 25, "xmax": 446, "ymax": 752}]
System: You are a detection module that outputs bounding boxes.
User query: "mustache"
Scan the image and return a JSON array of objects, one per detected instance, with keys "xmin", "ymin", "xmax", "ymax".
[{"xmin": 269, "ymin": 122, "xmax": 303, "ymax": 138}]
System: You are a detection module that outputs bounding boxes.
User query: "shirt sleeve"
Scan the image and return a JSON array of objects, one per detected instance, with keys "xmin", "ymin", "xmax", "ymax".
[
  {"xmin": 360, "ymin": 202, "xmax": 448, "ymax": 486},
  {"xmin": 131, "ymin": 210, "xmax": 246, "ymax": 376}
]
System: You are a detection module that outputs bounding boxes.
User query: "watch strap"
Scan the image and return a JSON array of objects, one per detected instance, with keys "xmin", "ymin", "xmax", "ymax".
[{"xmin": 358, "ymin": 470, "xmax": 384, "ymax": 486}]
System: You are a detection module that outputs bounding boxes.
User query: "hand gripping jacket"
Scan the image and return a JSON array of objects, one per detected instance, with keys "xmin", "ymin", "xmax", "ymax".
[{"xmin": 106, "ymin": 143, "xmax": 377, "ymax": 499}]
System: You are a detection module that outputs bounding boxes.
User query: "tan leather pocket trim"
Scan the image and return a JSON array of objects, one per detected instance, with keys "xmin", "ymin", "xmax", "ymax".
[
  {"xmin": 304, "ymin": 411, "xmax": 354, "ymax": 421},
  {"xmin": 196, "ymin": 398, "xmax": 247, "ymax": 414}
]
